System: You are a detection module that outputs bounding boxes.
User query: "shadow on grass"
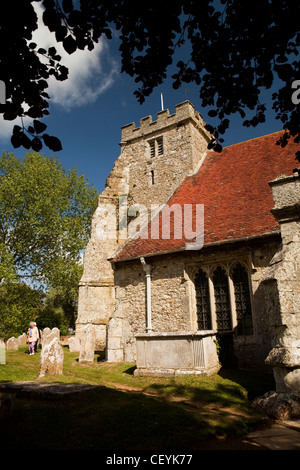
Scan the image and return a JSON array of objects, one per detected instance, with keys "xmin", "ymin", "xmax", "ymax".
[
  {"xmin": 123, "ymin": 365, "xmax": 136, "ymax": 375},
  {"xmin": 145, "ymin": 377, "xmax": 247, "ymax": 408},
  {"xmin": 218, "ymin": 368, "xmax": 275, "ymax": 401},
  {"xmin": 0, "ymin": 384, "xmax": 264, "ymax": 451},
  {"xmin": 127, "ymin": 368, "xmax": 275, "ymax": 413}
]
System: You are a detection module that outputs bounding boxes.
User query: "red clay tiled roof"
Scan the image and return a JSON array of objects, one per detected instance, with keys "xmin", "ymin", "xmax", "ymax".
[{"xmin": 113, "ymin": 131, "xmax": 299, "ymax": 262}]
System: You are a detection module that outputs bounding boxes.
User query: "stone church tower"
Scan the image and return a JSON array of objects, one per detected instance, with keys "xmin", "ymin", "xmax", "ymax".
[{"xmin": 76, "ymin": 101, "xmax": 212, "ymax": 348}]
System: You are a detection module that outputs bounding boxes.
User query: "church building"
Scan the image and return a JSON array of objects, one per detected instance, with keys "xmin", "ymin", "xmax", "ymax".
[{"xmin": 76, "ymin": 101, "xmax": 300, "ymax": 400}]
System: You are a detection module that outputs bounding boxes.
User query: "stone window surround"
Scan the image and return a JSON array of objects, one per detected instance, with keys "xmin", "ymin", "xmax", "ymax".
[
  {"xmin": 186, "ymin": 256, "xmax": 255, "ymax": 336},
  {"xmin": 149, "ymin": 136, "xmax": 164, "ymax": 158}
]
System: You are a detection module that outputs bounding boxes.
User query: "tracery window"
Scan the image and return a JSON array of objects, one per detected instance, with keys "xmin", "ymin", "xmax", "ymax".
[
  {"xmin": 212, "ymin": 266, "xmax": 232, "ymax": 332},
  {"xmin": 232, "ymin": 263, "xmax": 253, "ymax": 335},
  {"xmin": 193, "ymin": 262, "xmax": 253, "ymax": 336},
  {"xmin": 195, "ymin": 268, "xmax": 212, "ymax": 330}
]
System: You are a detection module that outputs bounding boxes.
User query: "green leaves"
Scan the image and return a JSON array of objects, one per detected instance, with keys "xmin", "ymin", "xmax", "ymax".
[
  {"xmin": 0, "ymin": 283, "xmax": 43, "ymax": 338},
  {"xmin": 1, "ymin": 0, "xmax": 300, "ymax": 156},
  {"xmin": 0, "ymin": 151, "xmax": 99, "ymax": 288},
  {"xmin": 0, "ymin": 243, "xmax": 17, "ymax": 285}
]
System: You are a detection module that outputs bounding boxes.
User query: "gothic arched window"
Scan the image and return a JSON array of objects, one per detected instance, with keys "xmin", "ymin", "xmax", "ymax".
[
  {"xmin": 195, "ymin": 268, "xmax": 212, "ymax": 330},
  {"xmin": 213, "ymin": 266, "xmax": 232, "ymax": 332},
  {"xmin": 232, "ymin": 263, "xmax": 253, "ymax": 335}
]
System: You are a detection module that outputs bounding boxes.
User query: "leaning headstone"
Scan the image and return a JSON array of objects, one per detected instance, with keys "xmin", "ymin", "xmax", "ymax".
[
  {"xmin": 79, "ymin": 325, "xmax": 95, "ymax": 362},
  {"xmin": 6, "ymin": 337, "xmax": 18, "ymax": 350},
  {"xmin": 39, "ymin": 337, "xmax": 64, "ymax": 378},
  {"xmin": 0, "ymin": 340, "xmax": 5, "ymax": 364},
  {"xmin": 17, "ymin": 333, "xmax": 27, "ymax": 346},
  {"xmin": 68, "ymin": 336, "xmax": 81, "ymax": 352}
]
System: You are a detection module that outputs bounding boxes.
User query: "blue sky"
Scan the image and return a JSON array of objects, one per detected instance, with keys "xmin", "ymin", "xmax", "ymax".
[{"xmin": 0, "ymin": 5, "xmax": 285, "ymax": 194}]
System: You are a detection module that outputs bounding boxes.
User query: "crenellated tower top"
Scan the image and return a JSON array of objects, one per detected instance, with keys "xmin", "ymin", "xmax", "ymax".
[{"xmin": 120, "ymin": 101, "xmax": 210, "ymax": 144}]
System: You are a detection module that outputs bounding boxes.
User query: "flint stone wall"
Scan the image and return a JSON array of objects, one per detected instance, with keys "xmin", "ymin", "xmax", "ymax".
[{"xmin": 106, "ymin": 237, "xmax": 281, "ymax": 368}]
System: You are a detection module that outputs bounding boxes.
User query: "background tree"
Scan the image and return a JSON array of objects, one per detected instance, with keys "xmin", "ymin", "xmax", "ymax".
[
  {"xmin": 38, "ymin": 257, "xmax": 84, "ymax": 331},
  {"xmin": 0, "ymin": 0, "xmax": 299, "ymax": 158},
  {"xmin": 0, "ymin": 151, "xmax": 98, "ymax": 287},
  {"xmin": 0, "ymin": 151, "xmax": 98, "ymax": 335},
  {"xmin": 0, "ymin": 282, "xmax": 43, "ymax": 339},
  {"xmin": 0, "ymin": 243, "xmax": 17, "ymax": 285}
]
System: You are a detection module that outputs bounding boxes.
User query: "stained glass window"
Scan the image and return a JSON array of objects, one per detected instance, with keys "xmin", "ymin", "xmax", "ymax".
[
  {"xmin": 232, "ymin": 263, "xmax": 253, "ymax": 335},
  {"xmin": 195, "ymin": 268, "xmax": 212, "ymax": 330},
  {"xmin": 213, "ymin": 266, "xmax": 232, "ymax": 332}
]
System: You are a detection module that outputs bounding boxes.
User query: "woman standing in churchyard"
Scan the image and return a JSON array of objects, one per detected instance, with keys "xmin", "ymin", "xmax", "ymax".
[{"xmin": 27, "ymin": 322, "xmax": 39, "ymax": 355}]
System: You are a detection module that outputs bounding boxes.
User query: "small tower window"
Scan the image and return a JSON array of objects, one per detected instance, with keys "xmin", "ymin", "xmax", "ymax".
[
  {"xmin": 149, "ymin": 137, "xmax": 164, "ymax": 157},
  {"xmin": 151, "ymin": 169, "xmax": 155, "ymax": 185}
]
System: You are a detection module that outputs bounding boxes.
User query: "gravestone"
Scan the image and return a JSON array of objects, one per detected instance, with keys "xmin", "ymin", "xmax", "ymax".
[
  {"xmin": 79, "ymin": 325, "xmax": 95, "ymax": 362},
  {"xmin": 17, "ymin": 333, "xmax": 27, "ymax": 346},
  {"xmin": 68, "ymin": 336, "xmax": 81, "ymax": 352},
  {"xmin": 0, "ymin": 340, "xmax": 5, "ymax": 364},
  {"xmin": 6, "ymin": 337, "xmax": 18, "ymax": 350},
  {"xmin": 41, "ymin": 327, "xmax": 60, "ymax": 348},
  {"xmin": 39, "ymin": 337, "xmax": 64, "ymax": 378},
  {"xmin": 41, "ymin": 327, "xmax": 51, "ymax": 347}
]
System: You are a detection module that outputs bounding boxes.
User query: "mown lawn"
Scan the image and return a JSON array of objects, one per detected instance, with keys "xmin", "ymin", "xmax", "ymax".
[{"xmin": 0, "ymin": 346, "xmax": 274, "ymax": 450}]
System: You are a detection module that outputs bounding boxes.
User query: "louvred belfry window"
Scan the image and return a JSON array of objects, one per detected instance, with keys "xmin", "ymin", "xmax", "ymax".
[
  {"xmin": 149, "ymin": 137, "xmax": 164, "ymax": 157},
  {"xmin": 232, "ymin": 263, "xmax": 253, "ymax": 335},
  {"xmin": 213, "ymin": 266, "xmax": 232, "ymax": 332},
  {"xmin": 195, "ymin": 268, "xmax": 212, "ymax": 330},
  {"xmin": 150, "ymin": 140, "xmax": 155, "ymax": 158},
  {"xmin": 157, "ymin": 137, "xmax": 164, "ymax": 155}
]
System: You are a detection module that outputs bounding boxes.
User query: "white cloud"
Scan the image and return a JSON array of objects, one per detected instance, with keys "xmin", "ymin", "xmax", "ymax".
[
  {"xmin": 0, "ymin": 3, "xmax": 118, "ymax": 140},
  {"xmin": 32, "ymin": 3, "xmax": 118, "ymax": 110},
  {"xmin": 0, "ymin": 119, "xmax": 14, "ymax": 140}
]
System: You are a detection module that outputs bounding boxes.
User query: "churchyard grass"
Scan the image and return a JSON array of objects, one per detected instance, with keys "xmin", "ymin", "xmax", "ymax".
[{"xmin": 0, "ymin": 346, "xmax": 274, "ymax": 450}]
